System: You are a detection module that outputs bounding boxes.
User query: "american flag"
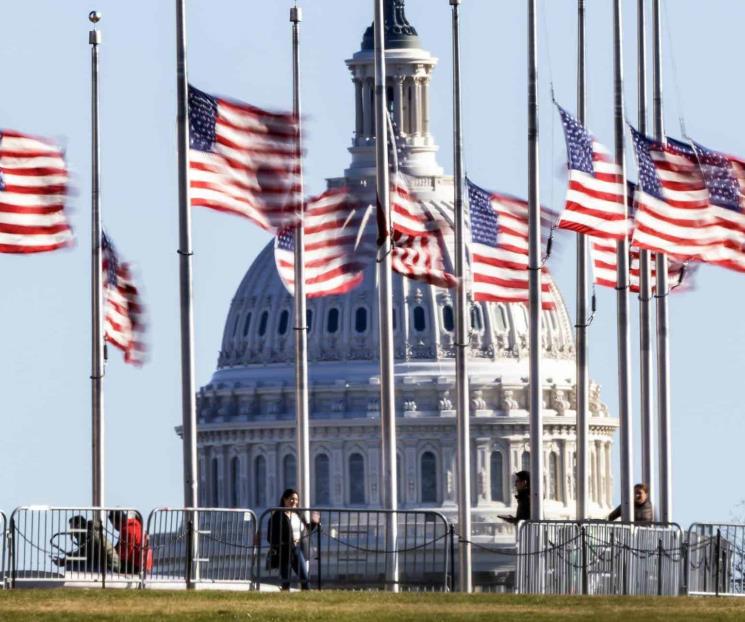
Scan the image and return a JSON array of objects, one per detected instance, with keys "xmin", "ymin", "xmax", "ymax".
[
  {"xmin": 556, "ymin": 106, "xmax": 629, "ymax": 239},
  {"xmin": 466, "ymin": 179, "xmax": 556, "ymax": 309},
  {"xmin": 688, "ymin": 139, "xmax": 745, "ymax": 273},
  {"xmin": 389, "ymin": 174, "xmax": 457, "ymax": 289},
  {"xmin": 0, "ymin": 129, "xmax": 73, "ymax": 253},
  {"xmin": 188, "ymin": 85, "xmax": 301, "ymax": 231},
  {"xmin": 630, "ymin": 127, "xmax": 721, "ymax": 262},
  {"xmin": 274, "ymin": 188, "xmax": 376, "ymax": 298},
  {"xmin": 102, "ymin": 233, "xmax": 146, "ymax": 365}
]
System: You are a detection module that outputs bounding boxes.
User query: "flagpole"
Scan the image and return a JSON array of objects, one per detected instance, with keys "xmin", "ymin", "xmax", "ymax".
[
  {"xmin": 574, "ymin": 0, "xmax": 589, "ymax": 521},
  {"xmin": 290, "ymin": 5, "xmax": 311, "ymax": 512},
  {"xmin": 613, "ymin": 0, "xmax": 634, "ymax": 522},
  {"xmin": 652, "ymin": 0, "xmax": 672, "ymax": 523},
  {"xmin": 450, "ymin": 0, "xmax": 472, "ymax": 592},
  {"xmin": 373, "ymin": 0, "xmax": 399, "ymax": 591},
  {"xmin": 527, "ymin": 0, "xmax": 543, "ymax": 520},
  {"xmin": 89, "ymin": 11, "xmax": 105, "ymax": 508},
  {"xmin": 175, "ymin": 0, "xmax": 198, "ymax": 511},
  {"xmin": 637, "ymin": 0, "xmax": 655, "ymax": 503}
]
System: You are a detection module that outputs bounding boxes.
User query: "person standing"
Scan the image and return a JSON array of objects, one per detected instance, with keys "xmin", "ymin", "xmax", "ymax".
[
  {"xmin": 498, "ymin": 471, "xmax": 531, "ymax": 525},
  {"xmin": 608, "ymin": 483, "xmax": 654, "ymax": 524},
  {"xmin": 108, "ymin": 510, "xmax": 153, "ymax": 574}
]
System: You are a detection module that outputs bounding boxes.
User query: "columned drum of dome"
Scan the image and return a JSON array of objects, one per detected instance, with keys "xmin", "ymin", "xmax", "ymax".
[{"xmin": 193, "ymin": 0, "xmax": 618, "ymax": 584}]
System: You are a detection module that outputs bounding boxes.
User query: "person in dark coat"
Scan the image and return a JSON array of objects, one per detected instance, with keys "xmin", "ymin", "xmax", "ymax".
[
  {"xmin": 498, "ymin": 471, "xmax": 531, "ymax": 525},
  {"xmin": 267, "ymin": 488, "xmax": 320, "ymax": 590},
  {"xmin": 608, "ymin": 483, "xmax": 654, "ymax": 523},
  {"xmin": 52, "ymin": 515, "xmax": 120, "ymax": 573}
]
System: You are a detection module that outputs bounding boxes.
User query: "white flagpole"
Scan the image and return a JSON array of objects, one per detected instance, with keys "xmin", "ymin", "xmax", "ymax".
[
  {"xmin": 290, "ymin": 5, "xmax": 311, "ymax": 511},
  {"xmin": 637, "ymin": 0, "xmax": 655, "ymax": 503},
  {"xmin": 652, "ymin": 0, "xmax": 672, "ymax": 523},
  {"xmin": 89, "ymin": 11, "xmax": 105, "ymax": 508},
  {"xmin": 373, "ymin": 0, "xmax": 399, "ymax": 591},
  {"xmin": 449, "ymin": 0, "xmax": 472, "ymax": 592},
  {"xmin": 574, "ymin": 0, "xmax": 589, "ymax": 521},
  {"xmin": 527, "ymin": 0, "xmax": 543, "ymax": 521},
  {"xmin": 613, "ymin": 0, "xmax": 634, "ymax": 521},
  {"xmin": 175, "ymin": 0, "xmax": 198, "ymax": 511}
]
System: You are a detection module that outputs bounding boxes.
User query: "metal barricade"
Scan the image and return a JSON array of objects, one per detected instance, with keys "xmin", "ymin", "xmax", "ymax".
[
  {"xmin": 516, "ymin": 520, "xmax": 683, "ymax": 596},
  {"xmin": 687, "ymin": 523, "xmax": 745, "ymax": 596},
  {"xmin": 256, "ymin": 508, "xmax": 451, "ymax": 591},
  {"xmin": 143, "ymin": 508, "xmax": 257, "ymax": 589},
  {"xmin": 9, "ymin": 506, "xmax": 145, "ymax": 588},
  {"xmin": 0, "ymin": 512, "xmax": 6, "ymax": 589}
]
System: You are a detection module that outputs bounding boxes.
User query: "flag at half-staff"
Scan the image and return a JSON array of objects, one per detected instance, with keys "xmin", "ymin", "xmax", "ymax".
[
  {"xmin": 0, "ymin": 129, "xmax": 73, "ymax": 253},
  {"xmin": 466, "ymin": 178, "xmax": 556, "ymax": 309},
  {"xmin": 555, "ymin": 105, "xmax": 630, "ymax": 240},
  {"xmin": 188, "ymin": 85, "xmax": 301, "ymax": 231},
  {"xmin": 275, "ymin": 187, "xmax": 377, "ymax": 297},
  {"xmin": 388, "ymin": 174, "xmax": 456, "ymax": 289},
  {"xmin": 102, "ymin": 232, "xmax": 146, "ymax": 365}
]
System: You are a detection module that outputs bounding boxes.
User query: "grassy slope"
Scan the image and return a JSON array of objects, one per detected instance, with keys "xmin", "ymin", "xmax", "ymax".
[{"xmin": 0, "ymin": 591, "xmax": 743, "ymax": 621}]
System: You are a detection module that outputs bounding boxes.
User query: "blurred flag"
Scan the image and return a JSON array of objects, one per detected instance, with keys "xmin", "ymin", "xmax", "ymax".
[
  {"xmin": 102, "ymin": 233, "xmax": 146, "ymax": 365},
  {"xmin": 389, "ymin": 174, "xmax": 456, "ymax": 289},
  {"xmin": 275, "ymin": 188, "xmax": 376, "ymax": 298},
  {"xmin": 188, "ymin": 85, "xmax": 301, "ymax": 231},
  {"xmin": 0, "ymin": 129, "xmax": 73, "ymax": 253},
  {"xmin": 556, "ymin": 106, "xmax": 629, "ymax": 239},
  {"xmin": 466, "ymin": 179, "xmax": 556, "ymax": 309}
]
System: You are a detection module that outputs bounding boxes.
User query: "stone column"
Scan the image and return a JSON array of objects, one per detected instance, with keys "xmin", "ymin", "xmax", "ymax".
[
  {"xmin": 267, "ymin": 443, "xmax": 278, "ymax": 507},
  {"xmin": 405, "ymin": 443, "xmax": 417, "ymax": 504},
  {"xmin": 362, "ymin": 78, "xmax": 373, "ymax": 138},
  {"xmin": 442, "ymin": 445, "xmax": 456, "ymax": 504},
  {"xmin": 354, "ymin": 78, "xmax": 363, "ymax": 140},
  {"xmin": 414, "ymin": 77, "xmax": 423, "ymax": 136},
  {"xmin": 475, "ymin": 438, "xmax": 491, "ymax": 504},
  {"xmin": 594, "ymin": 440, "xmax": 602, "ymax": 506},
  {"xmin": 332, "ymin": 445, "xmax": 344, "ymax": 505},
  {"xmin": 368, "ymin": 442, "xmax": 379, "ymax": 506},
  {"xmin": 421, "ymin": 75, "xmax": 430, "ymax": 137},
  {"xmin": 393, "ymin": 75, "xmax": 404, "ymax": 131}
]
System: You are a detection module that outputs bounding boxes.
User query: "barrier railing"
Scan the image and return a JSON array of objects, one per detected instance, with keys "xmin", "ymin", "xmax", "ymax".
[
  {"xmin": 0, "ymin": 512, "xmax": 6, "ymax": 589},
  {"xmin": 8, "ymin": 506, "xmax": 145, "ymax": 588},
  {"xmin": 687, "ymin": 523, "xmax": 745, "ymax": 596},
  {"xmin": 255, "ymin": 508, "xmax": 451, "ymax": 591},
  {"xmin": 515, "ymin": 520, "xmax": 683, "ymax": 596},
  {"xmin": 143, "ymin": 508, "xmax": 257, "ymax": 589}
]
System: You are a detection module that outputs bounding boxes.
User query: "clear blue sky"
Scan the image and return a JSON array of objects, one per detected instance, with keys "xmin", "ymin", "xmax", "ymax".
[{"xmin": 0, "ymin": 1, "xmax": 741, "ymax": 527}]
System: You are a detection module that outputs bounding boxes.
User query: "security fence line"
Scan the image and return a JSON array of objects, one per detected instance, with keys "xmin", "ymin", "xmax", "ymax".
[{"xmin": 687, "ymin": 523, "xmax": 745, "ymax": 597}]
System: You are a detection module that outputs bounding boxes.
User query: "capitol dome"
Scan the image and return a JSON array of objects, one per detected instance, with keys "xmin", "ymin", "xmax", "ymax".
[{"xmin": 195, "ymin": 0, "xmax": 618, "ymax": 547}]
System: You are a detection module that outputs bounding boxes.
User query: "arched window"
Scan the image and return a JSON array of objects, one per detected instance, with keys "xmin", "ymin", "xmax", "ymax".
[
  {"xmin": 254, "ymin": 455, "xmax": 266, "ymax": 507},
  {"xmin": 283, "ymin": 454, "xmax": 296, "ymax": 491},
  {"xmin": 470, "ymin": 305, "xmax": 483, "ymax": 331},
  {"xmin": 210, "ymin": 457, "xmax": 220, "ymax": 507},
  {"xmin": 278, "ymin": 310, "xmax": 289, "ymax": 335},
  {"xmin": 549, "ymin": 452, "xmax": 559, "ymax": 501},
  {"xmin": 242, "ymin": 312, "xmax": 252, "ymax": 337},
  {"xmin": 354, "ymin": 307, "xmax": 367, "ymax": 333},
  {"xmin": 230, "ymin": 456, "xmax": 240, "ymax": 507},
  {"xmin": 397, "ymin": 459, "xmax": 404, "ymax": 505},
  {"xmin": 442, "ymin": 305, "xmax": 454, "ymax": 332},
  {"xmin": 327, "ymin": 308, "xmax": 340, "ymax": 334},
  {"xmin": 258, "ymin": 311, "xmax": 268, "ymax": 337},
  {"xmin": 306, "ymin": 309, "xmax": 313, "ymax": 334},
  {"xmin": 314, "ymin": 454, "xmax": 330, "ymax": 505},
  {"xmin": 392, "ymin": 308, "xmax": 398, "ymax": 331},
  {"xmin": 521, "ymin": 451, "xmax": 530, "ymax": 472},
  {"xmin": 420, "ymin": 451, "xmax": 437, "ymax": 503},
  {"xmin": 495, "ymin": 305, "xmax": 508, "ymax": 331},
  {"xmin": 349, "ymin": 453, "xmax": 365, "ymax": 504},
  {"xmin": 413, "ymin": 306, "xmax": 426, "ymax": 332},
  {"xmin": 490, "ymin": 451, "xmax": 504, "ymax": 502},
  {"xmin": 231, "ymin": 314, "xmax": 240, "ymax": 337}
]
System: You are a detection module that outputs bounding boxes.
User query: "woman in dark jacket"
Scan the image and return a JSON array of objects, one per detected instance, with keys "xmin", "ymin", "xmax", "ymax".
[{"xmin": 267, "ymin": 488, "xmax": 320, "ymax": 590}]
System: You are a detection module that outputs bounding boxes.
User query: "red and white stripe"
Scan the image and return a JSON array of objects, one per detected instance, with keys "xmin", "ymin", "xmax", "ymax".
[
  {"xmin": 190, "ymin": 97, "xmax": 301, "ymax": 231},
  {"xmin": 560, "ymin": 140, "xmax": 630, "ymax": 239},
  {"xmin": 275, "ymin": 188, "xmax": 376, "ymax": 298},
  {"xmin": 0, "ymin": 129, "xmax": 73, "ymax": 253},
  {"xmin": 708, "ymin": 155, "xmax": 745, "ymax": 273}
]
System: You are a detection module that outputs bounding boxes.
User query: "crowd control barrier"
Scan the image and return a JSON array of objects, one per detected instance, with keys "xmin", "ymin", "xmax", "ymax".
[
  {"xmin": 516, "ymin": 520, "xmax": 684, "ymax": 596},
  {"xmin": 8, "ymin": 506, "xmax": 145, "ymax": 588},
  {"xmin": 143, "ymin": 508, "xmax": 257, "ymax": 589},
  {"xmin": 255, "ymin": 508, "xmax": 452, "ymax": 591},
  {"xmin": 687, "ymin": 523, "xmax": 745, "ymax": 596}
]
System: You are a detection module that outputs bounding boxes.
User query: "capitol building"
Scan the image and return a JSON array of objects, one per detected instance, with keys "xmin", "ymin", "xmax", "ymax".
[{"xmin": 193, "ymin": 0, "xmax": 617, "ymax": 544}]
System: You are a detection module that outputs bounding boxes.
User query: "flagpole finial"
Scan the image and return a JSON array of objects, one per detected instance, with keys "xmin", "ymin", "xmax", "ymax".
[
  {"xmin": 290, "ymin": 5, "xmax": 302, "ymax": 23},
  {"xmin": 89, "ymin": 10, "xmax": 101, "ymax": 24},
  {"xmin": 89, "ymin": 10, "xmax": 102, "ymax": 44}
]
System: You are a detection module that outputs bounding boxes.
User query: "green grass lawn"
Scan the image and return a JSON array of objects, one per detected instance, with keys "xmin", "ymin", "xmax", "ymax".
[{"xmin": 0, "ymin": 590, "xmax": 742, "ymax": 621}]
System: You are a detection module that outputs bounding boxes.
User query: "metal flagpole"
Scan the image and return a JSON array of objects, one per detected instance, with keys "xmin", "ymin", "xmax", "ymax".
[
  {"xmin": 373, "ymin": 0, "xmax": 399, "ymax": 591},
  {"xmin": 89, "ymin": 11, "xmax": 104, "ymax": 508},
  {"xmin": 450, "ymin": 0, "xmax": 471, "ymax": 593},
  {"xmin": 574, "ymin": 0, "xmax": 589, "ymax": 521},
  {"xmin": 612, "ymin": 0, "xmax": 633, "ymax": 521},
  {"xmin": 175, "ymin": 0, "xmax": 198, "ymax": 511},
  {"xmin": 652, "ymin": 0, "xmax": 672, "ymax": 523},
  {"xmin": 290, "ymin": 5, "xmax": 311, "ymax": 511},
  {"xmin": 637, "ymin": 0, "xmax": 655, "ymax": 502},
  {"xmin": 527, "ymin": 0, "xmax": 543, "ymax": 520}
]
